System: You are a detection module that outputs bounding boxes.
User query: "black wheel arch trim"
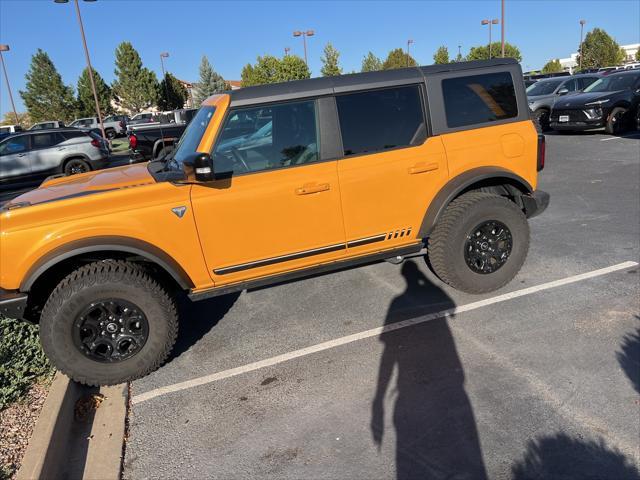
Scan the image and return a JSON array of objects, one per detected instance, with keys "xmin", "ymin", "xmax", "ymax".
[
  {"xmin": 418, "ymin": 167, "xmax": 533, "ymax": 238},
  {"xmin": 20, "ymin": 236, "xmax": 194, "ymax": 292}
]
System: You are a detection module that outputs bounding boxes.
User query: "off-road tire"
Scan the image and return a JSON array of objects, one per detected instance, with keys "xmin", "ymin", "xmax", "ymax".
[
  {"xmin": 427, "ymin": 191, "xmax": 530, "ymax": 294},
  {"xmin": 64, "ymin": 158, "xmax": 90, "ymax": 175},
  {"xmin": 39, "ymin": 260, "xmax": 178, "ymax": 386},
  {"xmin": 605, "ymin": 107, "xmax": 627, "ymax": 135}
]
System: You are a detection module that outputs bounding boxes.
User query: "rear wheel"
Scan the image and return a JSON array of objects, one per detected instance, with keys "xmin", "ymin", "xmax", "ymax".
[
  {"xmin": 605, "ymin": 107, "xmax": 628, "ymax": 135},
  {"xmin": 156, "ymin": 145, "xmax": 174, "ymax": 160},
  {"xmin": 39, "ymin": 260, "xmax": 178, "ymax": 386},
  {"xmin": 105, "ymin": 128, "xmax": 117, "ymax": 140},
  {"xmin": 64, "ymin": 158, "xmax": 90, "ymax": 175},
  {"xmin": 427, "ymin": 191, "xmax": 530, "ymax": 294}
]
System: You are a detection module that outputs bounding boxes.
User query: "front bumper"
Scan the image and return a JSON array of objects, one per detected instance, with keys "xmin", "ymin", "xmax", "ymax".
[
  {"xmin": 549, "ymin": 108, "xmax": 607, "ymax": 131},
  {"xmin": 549, "ymin": 120, "xmax": 605, "ymax": 131},
  {"xmin": 0, "ymin": 288, "xmax": 28, "ymax": 321},
  {"xmin": 522, "ymin": 190, "xmax": 550, "ymax": 219}
]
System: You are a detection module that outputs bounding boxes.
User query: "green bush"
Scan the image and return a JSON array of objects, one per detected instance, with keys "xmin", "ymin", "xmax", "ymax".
[{"xmin": 0, "ymin": 316, "xmax": 53, "ymax": 410}]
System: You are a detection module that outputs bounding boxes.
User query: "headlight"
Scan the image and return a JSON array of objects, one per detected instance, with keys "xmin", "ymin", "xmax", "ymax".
[
  {"xmin": 584, "ymin": 99, "xmax": 610, "ymax": 106},
  {"xmin": 583, "ymin": 108, "xmax": 603, "ymax": 119}
]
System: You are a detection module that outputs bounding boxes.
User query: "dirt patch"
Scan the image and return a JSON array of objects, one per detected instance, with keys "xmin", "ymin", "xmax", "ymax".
[{"xmin": 0, "ymin": 382, "xmax": 49, "ymax": 479}]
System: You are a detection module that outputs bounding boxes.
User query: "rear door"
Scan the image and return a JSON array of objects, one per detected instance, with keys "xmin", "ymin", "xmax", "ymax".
[
  {"xmin": 29, "ymin": 132, "xmax": 67, "ymax": 175},
  {"xmin": 335, "ymin": 85, "xmax": 448, "ymax": 255}
]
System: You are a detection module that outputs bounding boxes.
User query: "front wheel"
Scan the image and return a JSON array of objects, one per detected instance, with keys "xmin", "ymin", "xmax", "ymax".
[
  {"xmin": 427, "ymin": 191, "xmax": 530, "ymax": 294},
  {"xmin": 64, "ymin": 158, "xmax": 90, "ymax": 175},
  {"xmin": 532, "ymin": 109, "xmax": 550, "ymax": 132},
  {"xmin": 605, "ymin": 107, "xmax": 628, "ymax": 135},
  {"xmin": 39, "ymin": 260, "xmax": 178, "ymax": 386}
]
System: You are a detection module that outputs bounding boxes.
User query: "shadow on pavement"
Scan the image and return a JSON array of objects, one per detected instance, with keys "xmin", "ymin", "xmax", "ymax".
[
  {"xmin": 168, "ymin": 291, "xmax": 241, "ymax": 361},
  {"xmin": 616, "ymin": 316, "xmax": 640, "ymax": 394},
  {"xmin": 371, "ymin": 261, "xmax": 487, "ymax": 480},
  {"xmin": 511, "ymin": 432, "xmax": 640, "ymax": 480}
]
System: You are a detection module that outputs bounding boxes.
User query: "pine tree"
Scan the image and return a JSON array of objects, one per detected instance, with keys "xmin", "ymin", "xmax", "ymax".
[
  {"xmin": 320, "ymin": 43, "xmax": 342, "ymax": 77},
  {"xmin": 193, "ymin": 56, "xmax": 229, "ymax": 105},
  {"xmin": 76, "ymin": 67, "xmax": 113, "ymax": 117},
  {"xmin": 158, "ymin": 73, "xmax": 188, "ymax": 110},
  {"xmin": 19, "ymin": 49, "xmax": 76, "ymax": 123},
  {"xmin": 433, "ymin": 46, "xmax": 450, "ymax": 65},
  {"xmin": 112, "ymin": 42, "xmax": 159, "ymax": 113},
  {"xmin": 361, "ymin": 52, "xmax": 382, "ymax": 72},
  {"xmin": 382, "ymin": 48, "xmax": 417, "ymax": 70},
  {"xmin": 541, "ymin": 59, "xmax": 563, "ymax": 74}
]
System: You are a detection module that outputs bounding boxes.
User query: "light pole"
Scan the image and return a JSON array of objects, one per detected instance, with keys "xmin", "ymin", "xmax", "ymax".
[
  {"xmin": 54, "ymin": 0, "xmax": 106, "ymax": 141},
  {"xmin": 293, "ymin": 30, "xmax": 314, "ymax": 65},
  {"xmin": 579, "ymin": 19, "xmax": 586, "ymax": 71},
  {"xmin": 501, "ymin": 0, "xmax": 505, "ymax": 57},
  {"xmin": 284, "ymin": 47, "xmax": 290, "ymax": 56},
  {"xmin": 0, "ymin": 44, "xmax": 19, "ymax": 125},
  {"xmin": 160, "ymin": 51, "xmax": 169, "ymax": 78},
  {"xmin": 457, "ymin": 44, "xmax": 462, "ymax": 61},
  {"xmin": 481, "ymin": 18, "xmax": 500, "ymax": 59},
  {"xmin": 159, "ymin": 52, "xmax": 170, "ymax": 112},
  {"xmin": 406, "ymin": 39, "xmax": 414, "ymax": 66}
]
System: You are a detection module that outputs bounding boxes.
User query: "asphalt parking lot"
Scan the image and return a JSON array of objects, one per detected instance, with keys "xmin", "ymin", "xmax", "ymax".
[{"xmin": 121, "ymin": 130, "xmax": 640, "ymax": 479}]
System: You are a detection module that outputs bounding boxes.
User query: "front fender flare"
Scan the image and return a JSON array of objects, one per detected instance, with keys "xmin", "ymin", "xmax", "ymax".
[{"xmin": 20, "ymin": 236, "xmax": 194, "ymax": 292}]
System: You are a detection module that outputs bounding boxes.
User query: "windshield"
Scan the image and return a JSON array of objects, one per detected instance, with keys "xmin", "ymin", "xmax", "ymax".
[
  {"xmin": 584, "ymin": 73, "xmax": 639, "ymax": 93},
  {"xmin": 526, "ymin": 80, "xmax": 563, "ymax": 96},
  {"xmin": 168, "ymin": 106, "xmax": 216, "ymax": 170}
]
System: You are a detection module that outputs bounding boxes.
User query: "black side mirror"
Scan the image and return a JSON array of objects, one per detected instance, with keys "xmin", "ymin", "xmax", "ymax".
[{"xmin": 183, "ymin": 152, "xmax": 214, "ymax": 182}]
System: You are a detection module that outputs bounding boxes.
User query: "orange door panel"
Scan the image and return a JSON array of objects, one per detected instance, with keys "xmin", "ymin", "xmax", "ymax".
[
  {"xmin": 190, "ymin": 161, "xmax": 345, "ymax": 286},
  {"xmin": 337, "ymin": 137, "xmax": 448, "ymax": 254}
]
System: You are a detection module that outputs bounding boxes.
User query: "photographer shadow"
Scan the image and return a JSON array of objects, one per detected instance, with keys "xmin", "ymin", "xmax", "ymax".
[{"xmin": 371, "ymin": 261, "xmax": 487, "ymax": 480}]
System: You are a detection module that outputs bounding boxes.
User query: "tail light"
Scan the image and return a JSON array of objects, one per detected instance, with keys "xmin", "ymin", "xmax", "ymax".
[
  {"xmin": 90, "ymin": 138, "xmax": 101, "ymax": 148},
  {"xmin": 129, "ymin": 133, "xmax": 137, "ymax": 149},
  {"xmin": 537, "ymin": 134, "xmax": 545, "ymax": 171}
]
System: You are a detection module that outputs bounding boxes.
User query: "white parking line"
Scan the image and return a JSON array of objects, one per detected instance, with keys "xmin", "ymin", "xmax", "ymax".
[
  {"xmin": 600, "ymin": 134, "xmax": 640, "ymax": 141},
  {"xmin": 132, "ymin": 261, "xmax": 638, "ymax": 405}
]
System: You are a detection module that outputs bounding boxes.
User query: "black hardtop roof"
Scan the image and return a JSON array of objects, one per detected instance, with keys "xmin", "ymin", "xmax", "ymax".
[{"xmin": 229, "ymin": 58, "xmax": 519, "ymax": 107}]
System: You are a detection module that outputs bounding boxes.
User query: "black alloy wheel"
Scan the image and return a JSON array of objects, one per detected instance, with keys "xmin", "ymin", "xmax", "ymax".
[
  {"xmin": 72, "ymin": 299, "xmax": 149, "ymax": 363},
  {"xmin": 464, "ymin": 220, "xmax": 513, "ymax": 274}
]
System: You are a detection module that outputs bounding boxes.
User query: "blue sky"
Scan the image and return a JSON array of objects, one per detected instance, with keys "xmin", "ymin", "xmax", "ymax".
[{"xmin": 1, "ymin": 0, "xmax": 639, "ymax": 117}]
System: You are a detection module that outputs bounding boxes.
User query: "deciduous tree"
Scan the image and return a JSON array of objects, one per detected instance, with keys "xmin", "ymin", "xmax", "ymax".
[
  {"xmin": 0, "ymin": 111, "xmax": 30, "ymax": 128},
  {"xmin": 241, "ymin": 55, "xmax": 310, "ymax": 86},
  {"xmin": 361, "ymin": 51, "xmax": 382, "ymax": 72},
  {"xmin": 577, "ymin": 28, "xmax": 625, "ymax": 70},
  {"xmin": 76, "ymin": 67, "xmax": 113, "ymax": 117},
  {"xmin": 433, "ymin": 46, "xmax": 450, "ymax": 64},
  {"xmin": 541, "ymin": 59, "xmax": 563, "ymax": 74},
  {"xmin": 382, "ymin": 48, "xmax": 417, "ymax": 70},
  {"xmin": 112, "ymin": 42, "xmax": 159, "ymax": 113},
  {"xmin": 320, "ymin": 43, "xmax": 342, "ymax": 76},
  {"xmin": 276, "ymin": 55, "xmax": 311, "ymax": 82},
  {"xmin": 193, "ymin": 56, "xmax": 229, "ymax": 105},
  {"xmin": 19, "ymin": 49, "xmax": 76, "ymax": 122},
  {"xmin": 466, "ymin": 42, "xmax": 522, "ymax": 62}
]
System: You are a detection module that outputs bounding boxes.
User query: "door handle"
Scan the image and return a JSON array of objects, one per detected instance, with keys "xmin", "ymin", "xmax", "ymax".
[
  {"xmin": 295, "ymin": 183, "xmax": 330, "ymax": 195},
  {"xmin": 408, "ymin": 162, "xmax": 439, "ymax": 174},
  {"xmin": 17, "ymin": 153, "xmax": 27, "ymax": 157}
]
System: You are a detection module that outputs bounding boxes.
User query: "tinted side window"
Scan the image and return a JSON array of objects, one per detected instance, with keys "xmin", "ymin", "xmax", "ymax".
[
  {"xmin": 336, "ymin": 85, "xmax": 426, "ymax": 156},
  {"xmin": 213, "ymin": 100, "xmax": 318, "ymax": 175},
  {"xmin": 61, "ymin": 130, "xmax": 87, "ymax": 140},
  {"xmin": 579, "ymin": 77, "xmax": 598, "ymax": 90},
  {"xmin": 0, "ymin": 136, "xmax": 29, "ymax": 155},
  {"xmin": 442, "ymin": 72, "xmax": 518, "ymax": 128},
  {"xmin": 32, "ymin": 132, "xmax": 64, "ymax": 149},
  {"xmin": 563, "ymin": 79, "xmax": 577, "ymax": 92}
]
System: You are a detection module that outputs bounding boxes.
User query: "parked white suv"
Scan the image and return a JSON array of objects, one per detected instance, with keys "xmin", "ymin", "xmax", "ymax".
[
  {"xmin": 29, "ymin": 121, "xmax": 66, "ymax": 130},
  {"xmin": 69, "ymin": 117, "xmax": 122, "ymax": 139}
]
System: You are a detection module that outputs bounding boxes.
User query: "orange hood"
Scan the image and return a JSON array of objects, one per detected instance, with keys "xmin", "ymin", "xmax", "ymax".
[{"xmin": 6, "ymin": 163, "xmax": 155, "ymax": 208}]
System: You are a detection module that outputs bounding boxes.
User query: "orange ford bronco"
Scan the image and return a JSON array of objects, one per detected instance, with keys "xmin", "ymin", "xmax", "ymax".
[{"xmin": 0, "ymin": 59, "xmax": 548, "ymax": 385}]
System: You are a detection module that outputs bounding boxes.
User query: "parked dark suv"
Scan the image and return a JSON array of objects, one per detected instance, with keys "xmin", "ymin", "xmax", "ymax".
[{"xmin": 549, "ymin": 70, "xmax": 640, "ymax": 134}]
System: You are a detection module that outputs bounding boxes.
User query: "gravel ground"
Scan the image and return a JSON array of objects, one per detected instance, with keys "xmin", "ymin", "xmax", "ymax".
[{"xmin": 0, "ymin": 381, "xmax": 50, "ymax": 479}]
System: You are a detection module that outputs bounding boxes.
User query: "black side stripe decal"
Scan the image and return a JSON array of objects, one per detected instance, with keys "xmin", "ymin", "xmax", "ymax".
[{"xmin": 214, "ymin": 233, "xmax": 389, "ymax": 275}]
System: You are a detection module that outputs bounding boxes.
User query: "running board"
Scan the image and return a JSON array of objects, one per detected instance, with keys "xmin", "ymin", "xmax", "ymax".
[{"xmin": 189, "ymin": 243, "xmax": 424, "ymax": 302}]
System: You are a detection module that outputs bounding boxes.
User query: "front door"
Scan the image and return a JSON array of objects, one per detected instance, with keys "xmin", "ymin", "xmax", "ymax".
[
  {"xmin": 334, "ymin": 85, "xmax": 448, "ymax": 255},
  {"xmin": 191, "ymin": 98, "xmax": 346, "ymax": 286},
  {"xmin": 0, "ymin": 134, "xmax": 32, "ymax": 186}
]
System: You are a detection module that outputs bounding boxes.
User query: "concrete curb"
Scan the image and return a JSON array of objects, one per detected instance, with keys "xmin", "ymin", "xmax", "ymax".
[{"xmin": 16, "ymin": 373, "xmax": 127, "ymax": 480}]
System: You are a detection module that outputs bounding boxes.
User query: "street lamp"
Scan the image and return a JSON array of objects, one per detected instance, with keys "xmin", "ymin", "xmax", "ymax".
[
  {"xmin": 500, "ymin": 0, "xmax": 505, "ymax": 58},
  {"xmin": 406, "ymin": 39, "xmax": 414, "ymax": 67},
  {"xmin": 159, "ymin": 52, "xmax": 171, "ymax": 112},
  {"xmin": 0, "ymin": 44, "xmax": 19, "ymax": 124},
  {"xmin": 54, "ymin": 0, "xmax": 106, "ymax": 141},
  {"xmin": 160, "ymin": 52, "xmax": 169, "ymax": 78},
  {"xmin": 284, "ymin": 47, "xmax": 290, "ymax": 57},
  {"xmin": 293, "ymin": 30, "xmax": 314, "ymax": 65},
  {"xmin": 579, "ymin": 19, "xmax": 586, "ymax": 71},
  {"xmin": 481, "ymin": 18, "xmax": 500, "ymax": 59}
]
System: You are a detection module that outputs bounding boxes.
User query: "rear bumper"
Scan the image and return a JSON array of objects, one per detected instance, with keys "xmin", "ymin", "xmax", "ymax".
[
  {"xmin": 0, "ymin": 288, "xmax": 28, "ymax": 321},
  {"xmin": 522, "ymin": 190, "xmax": 550, "ymax": 219}
]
